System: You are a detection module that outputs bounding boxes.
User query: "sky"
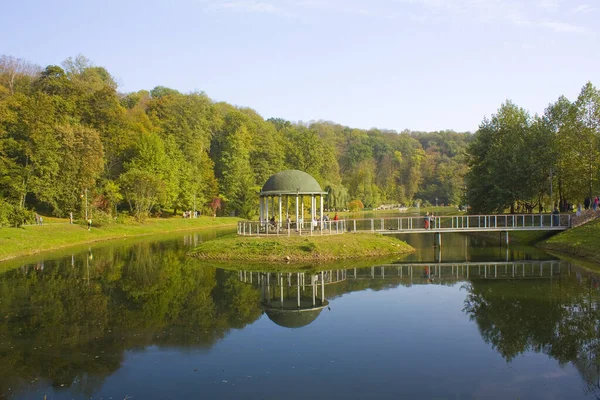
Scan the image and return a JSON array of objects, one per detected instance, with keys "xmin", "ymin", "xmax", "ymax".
[{"xmin": 2, "ymin": 0, "xmax": 599, "ymax": 132}]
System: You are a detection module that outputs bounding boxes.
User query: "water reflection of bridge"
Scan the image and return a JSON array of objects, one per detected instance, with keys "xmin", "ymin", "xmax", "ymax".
[
  {"xmin": 353, "ymin": 260, "xmax": 563, "ymax": 281},
  {"xmin": 238, "ymin": 260, "xmax": 565, "ymax": 328},
  {"xmin": 238, "ymin": 260, "xmax": 564, "ymax": 289}
]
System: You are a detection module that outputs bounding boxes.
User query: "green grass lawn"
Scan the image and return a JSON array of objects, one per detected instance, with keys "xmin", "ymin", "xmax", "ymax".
[
  {"xmin": 191, "ymin": 233, "xmax": 415, "ymax": 263},
  {"xmin": 0, "ymin": 216, "xmax": 240, "ymax": 261},
  {"xmin": 540, "ymin": 218, "xmax": 600, "ymax": 263}
]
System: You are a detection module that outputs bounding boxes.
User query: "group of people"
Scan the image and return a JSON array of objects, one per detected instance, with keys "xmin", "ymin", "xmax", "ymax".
[
  {"xmin": 583, "ymin": 196, "xmax": 600, "ymax": 212},
  {"xmin": 574, "ymin": 196, "xmax": 600, "ymax": 217},
  {"xmin": 182, "ymin": 210, "xmax": 199, "ymax": 218},
  {"xmin": 264, "ymin": 213, "xmax": 339, "ymax": 230},
  {"xmin": 34, "ymin": 214, "xmax": 43, "ymax": 225},
  {"xmin": 423, "ymin": 212, "xmax": 436, "ymax": 229}
]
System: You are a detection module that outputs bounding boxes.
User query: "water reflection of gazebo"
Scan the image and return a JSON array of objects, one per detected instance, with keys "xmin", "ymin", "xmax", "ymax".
[{"xmin": 238, "ymin": 270, "xmax": 347, "ymax": 328}]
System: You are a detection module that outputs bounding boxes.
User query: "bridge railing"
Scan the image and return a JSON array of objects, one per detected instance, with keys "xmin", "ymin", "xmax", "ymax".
[
  {"xmin": 238, "ymin": 214, "xmax": 570, "ymax": 236},
  {"xmin": 349, "ymin": 261, "xmax": 563, "ymax": 280},
  {"xmin": 345, "ymin": 213, "xmax": 571, "ymax": 232},
  {"xmin": 237, "ymin": 219, "xmax": 347, "ymax": 236}
]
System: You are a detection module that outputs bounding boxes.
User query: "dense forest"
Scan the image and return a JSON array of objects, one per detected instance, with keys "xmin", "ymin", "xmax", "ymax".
[
  {"xmin": 0, "ymin": 54, "xmax": 470, "ymax": 224},
  {"xmin": 2, "ymin": 54, "xmax": 598, "ymax": 225},
  {"xmin": 466, "ymin": 82, "xmax": 600, "ymax": 214}
]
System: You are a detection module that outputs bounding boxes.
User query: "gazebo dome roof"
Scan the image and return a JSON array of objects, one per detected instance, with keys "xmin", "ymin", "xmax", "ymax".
[
  {"xmin": 261, "ymin": 170, "xmax": 325, "ymax": 196},
  {"xmin": 264, "ymin": 308, "xmax": 325, "ymax": 329}
]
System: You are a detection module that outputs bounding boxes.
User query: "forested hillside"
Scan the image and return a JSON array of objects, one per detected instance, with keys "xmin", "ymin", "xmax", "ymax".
[{"xmin": 0, "ymin": 55, "xmax": 470, "ymax": 223}]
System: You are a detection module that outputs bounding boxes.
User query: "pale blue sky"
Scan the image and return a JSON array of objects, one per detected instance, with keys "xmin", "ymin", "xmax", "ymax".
[{"xmin": 2, "ymin": 0, "xmax": 599, "ymax": 132}]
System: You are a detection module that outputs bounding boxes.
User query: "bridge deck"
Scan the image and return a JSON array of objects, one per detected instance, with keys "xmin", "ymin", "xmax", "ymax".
[
  {"xmin": 373, "ymin": 226, "xmax": 567, "ymax": 234},
  {"xmin": 238, "ymin": 214, "xmax": 571, "ymax": 236}
]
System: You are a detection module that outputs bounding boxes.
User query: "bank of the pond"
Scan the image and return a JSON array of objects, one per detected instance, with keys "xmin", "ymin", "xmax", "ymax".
[
  {"xmin": 540, "ymin": 218, "xmax": 600, "ymax": 263},
  {"xmin": 191, "ymin": 233, "xmax": 415, "ymax": 263},
  {"xmin": 0, "ymin": 217, "xmax": 240, "ymax": 261}
]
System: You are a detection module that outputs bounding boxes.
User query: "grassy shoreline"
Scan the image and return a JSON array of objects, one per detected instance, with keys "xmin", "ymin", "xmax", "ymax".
[
  {"xmin": 0, "ymin": 217, "xmax": 240, "ymax": 262},
  {"xmin": 191, "ymin": 233, "xmax": 415, "ymax": 263},
  {"xmin": 539, "ymin": 218, "xmax": 600, "ymax": 263}
]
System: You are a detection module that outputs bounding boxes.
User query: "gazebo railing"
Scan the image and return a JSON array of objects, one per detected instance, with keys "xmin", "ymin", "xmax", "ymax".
[{"xmin": 237, "ymin": 220, "xmax": 347, "ymax": 236}]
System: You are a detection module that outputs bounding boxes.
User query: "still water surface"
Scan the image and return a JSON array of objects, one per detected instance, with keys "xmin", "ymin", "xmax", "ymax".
[{"xmin": 1, "ymin": 229, "xmax": 600, "ymax": 399}]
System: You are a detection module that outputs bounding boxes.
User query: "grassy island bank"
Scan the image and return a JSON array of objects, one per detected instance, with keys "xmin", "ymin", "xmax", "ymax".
[
  {"xmin": 540, "ymin": 219, "xmax": 600, "ymax": 263},
  {"xmin": 191, "ymin": 233, "xmax": 415, "ymax": 263},
  {"xmin": 0, "ymin": 217, "xmax": 240, "ymax": 262}
]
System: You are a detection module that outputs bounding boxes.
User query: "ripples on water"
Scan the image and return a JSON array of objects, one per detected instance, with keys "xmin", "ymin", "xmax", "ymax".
[{"xmin": 0, "ymin": 230, "xmax": 599, "ymax": 399}]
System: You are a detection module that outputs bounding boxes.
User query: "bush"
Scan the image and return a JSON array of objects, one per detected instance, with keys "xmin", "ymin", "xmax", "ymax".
[
  {"xmin": 0, "ymin": 200, "xmax": 11, "ymax": 227},
  {"xmin": 90, "ymin": 210, "xmax": 113, "ymax": 227},
  {"xmin": 0, "ymin": 201, "xmax": 35, "ymax": 228},
  {"xmin": 115, "ymin": 211, "xmax": 132, "ymax": 225},
  {"xmin": 348, "ymin": 200, "xmax": 365, "ymax": 212}
]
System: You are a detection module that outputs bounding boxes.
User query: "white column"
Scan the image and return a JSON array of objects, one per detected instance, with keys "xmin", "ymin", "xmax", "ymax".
[
  {"xmin": 301, "ymin": 196, "xmax": 304, "ymax": 228},
  {"xmin": 279, "ymin": 196, "xmax": 282, "ymax": 228},
  {"xmin": 280, "ymin": 274, "xmax": 284, "ymax": 307},
  {"xmin": 296, "ymin": 194, "xmax": 299, "ymax": 231},
  {"xmin": 297, "ymin": 275, "xmax": 300, "ymax": 308},
  {"xmin": 320, "ymin": 195, "xmax": 323, "ymax": 223},
  {"xmin": 259, "ymin": 196, "xmax": 264, "ymax": 224},
  {"xmin": 265, "ymin": 195, "xmax": 269, "ymax": 224},
  {"xmin": 312, "ymin": 196, "xmax": 315, "ymax": 220},
  {"xmin": 321, "ymin": 271, "xmax": 325, "ymax": 302},
  {"xmin": 312, "ymin": 276, "xmax": 316, "ymax": 306}
]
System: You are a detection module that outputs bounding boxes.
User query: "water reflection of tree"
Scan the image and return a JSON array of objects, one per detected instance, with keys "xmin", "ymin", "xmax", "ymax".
[
  {"xmin": 0, "ymin": 242, "xmax": 262, "ymax": 398},
  {"xmin": 463, "ymin": 274, "xmax": 600, "ymax": 395}
]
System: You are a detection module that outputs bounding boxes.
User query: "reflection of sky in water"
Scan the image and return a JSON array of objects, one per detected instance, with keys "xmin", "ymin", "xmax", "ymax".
[
  {"xmin": 1, "ymin": 231, "xmax": 600, "ymax": 399},
  {"xmin": 36, "ymin": 284, "xmax": 585, "ymax": 400}
]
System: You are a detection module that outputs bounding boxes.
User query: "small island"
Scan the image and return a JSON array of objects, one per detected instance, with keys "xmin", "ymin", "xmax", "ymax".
[
  {"xmin": 191, "ymin": 233, "xmax": 414, "ymax": 262},
  {"xmin": 191, "ymin": 171, "xmax": 414, "ymax": 263}
]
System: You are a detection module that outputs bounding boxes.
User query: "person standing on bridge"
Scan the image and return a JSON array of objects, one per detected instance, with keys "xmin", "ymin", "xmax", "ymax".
[
  {"xmin": 424, "ymin": 212, "xmax": 430, "ymax": 229},
  {"xmin": 552, "ymin": 207, "xmax": 559, "ymax": 226}
]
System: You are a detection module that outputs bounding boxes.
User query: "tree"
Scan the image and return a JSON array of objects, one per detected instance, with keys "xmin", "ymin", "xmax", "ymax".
[
  {"xmin": 572, "ymin": 82, "xmax": 600, "ymax": 199},
  {"xmin": 544, "ymin": 96, "xmax": 576, "ymax": 207},
  {"xmin": 119, "ymin": 168, "xmax": 166, "ymax": 220},
  {"xmin": 348, "ymin": 199, "xmax": 365, "ymax": 212},
  {"xmin": 467, "ymin": 101, "xmax": 550, "ymax": 213},
  {"xmin": 209, "ymin": 197, "xmax": 222, "ymax": 217},
  {"xmin": 0, "ymin": 55, "xmax": 40, "ymax": 94}
]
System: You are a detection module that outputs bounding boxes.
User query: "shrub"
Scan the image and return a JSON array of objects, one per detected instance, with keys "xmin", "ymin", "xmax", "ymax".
[{"xmin": 348, "ymin": 200, "xmax": 365, "ymax": 212}]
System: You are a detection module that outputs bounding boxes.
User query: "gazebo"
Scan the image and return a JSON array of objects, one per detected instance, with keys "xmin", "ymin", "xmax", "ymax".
[{"xmin": 259, "ymin": 170, "xmax": 327, "ymax": 230}]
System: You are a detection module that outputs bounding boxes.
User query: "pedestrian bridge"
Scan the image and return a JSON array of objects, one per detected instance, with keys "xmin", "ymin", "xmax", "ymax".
[{"xmin": 237, "ymin": 214, "xmax": 571, "ymax": 237}]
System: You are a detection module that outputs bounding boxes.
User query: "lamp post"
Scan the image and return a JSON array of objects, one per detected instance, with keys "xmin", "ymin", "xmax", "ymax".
[{"xmin": 80, "ymin": 189, "xmax": 88, "ymax": 220}]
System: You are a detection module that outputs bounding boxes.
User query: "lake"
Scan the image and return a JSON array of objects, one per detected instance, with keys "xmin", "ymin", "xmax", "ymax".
[{"xmin": 1, "ymin": 228, "xmax": 599, "ymax": 399}]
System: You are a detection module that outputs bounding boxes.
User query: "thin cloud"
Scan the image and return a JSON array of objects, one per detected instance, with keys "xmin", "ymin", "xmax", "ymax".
[
  {"xmin": 201, "ymin": 0, "xmax": 591, "ymax": 34},
  {"xmin": 537, "ymin": 0, "xmax": 560, "ymax": 11},
  {"xmin": 539, "ymin": 20, "xmax": 585, "ymax": 33},
  {"xmin": 572, "ymin": 4, "xmax": 595, "ymax": 14},
  {"xmin": 206, "ymin": 0, "xmax": 295, "ymax": 17}
]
